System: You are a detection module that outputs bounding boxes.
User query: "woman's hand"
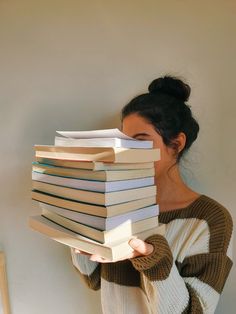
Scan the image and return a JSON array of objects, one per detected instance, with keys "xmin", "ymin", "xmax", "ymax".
[{"xmin": 73, "ymin": 238, "xmax": 154, "ymax": 263}]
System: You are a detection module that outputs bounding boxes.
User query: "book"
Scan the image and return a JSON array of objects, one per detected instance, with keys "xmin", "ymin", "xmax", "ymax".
[
  {"xmin": 35, "ymin": 157, "xmax": 155, "ymax": 171},
  {"xmin": 29, "ymin": 215, "xmax": 165, "ymax": 261},
  {"xmin": 56, "ymin": 128, "xmax": 138, "ymax": 139},
  {"xmin": 32, "ymin": 162, "xmax": 155, "ymax": 181},
  {"xmin": 39, "ymin": 202, "xmax": 159, "ymax": 230},
  {"xmin": 32, "ymin": 181, "xmax": 157, "ymax": 206},
  {"xmin": 34, "ymin": 145, "xmax": 161, "ymax": 163},
  {"xmin": 42, "ymin": 208, "xmax": 159, "ymax": 243},
  {"xmin": 32, "ymin": 171, "xmax": 154, "ymax": 192},
  {"xmin": 32, "ymin": 191, "xmax": 157, "ymax": 217},
  {"xmin": 54, "ymin": 136, "xmax": 153, "ymax": 149}
]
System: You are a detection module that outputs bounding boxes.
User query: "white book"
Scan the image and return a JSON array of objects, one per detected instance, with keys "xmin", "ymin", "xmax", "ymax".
[
  {"xmin": 54, "ymin": 136, "xmax": 153, "ymax": 149},
  {"xmin": 32, "ymin": 171, "xmax": 154, "ymax": 192},
  {"xmin": 39, "ymin": 202, "xmax": 159, "ymax": 231},
  {"xmin": 56, "ymin": 128, "xmax": 137, "ymax": 139},
  {"xmin": 55, "ymin": 128, "xmax": 153, "ymax": 148}
]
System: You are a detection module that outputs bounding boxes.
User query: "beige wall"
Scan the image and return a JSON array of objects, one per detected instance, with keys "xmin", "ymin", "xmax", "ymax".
[{"xmin": 0, "ymin": 1, "xmax": 235, "ymax": 313}]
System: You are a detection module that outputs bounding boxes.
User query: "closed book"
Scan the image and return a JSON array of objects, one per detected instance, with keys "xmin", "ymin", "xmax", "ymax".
[
  {"xmin": 32, "ymin": 181, "xmax": 157, "ymax": 206},
  {"xmin": 34, "ymin": 145, "xmax": 161, "ymax": 163},
  {"xmin": 32, "ymin": 162, "xmax": 155, "ymax": 181},
  {"xmin": 29, "ymin": 215, "xmax": 165, "ymax": 261},
  {"xmin": 32, "ymin": 171, "xmax": 154, "ymax": 192},
  {"xmin": 42, "ymin": 208, "xmax": 159, "ymax": 244},
  {"xmin": 35, "ymin": 157, "xmax": 154, "ymax": 170},
  {"xmin": 56, "ymin": 128, "xmax": 137, "ymax": 139},
  {"xmin": 54, "ymin": 136, "xmax": 153, "ymax": 149},
  {"xmin": 32, "ymin": 191, "xmax": 156, "ymax": 217},
  {"xmin": 39, "ymin": 202, "xmax": 159, "ymax": 231}
]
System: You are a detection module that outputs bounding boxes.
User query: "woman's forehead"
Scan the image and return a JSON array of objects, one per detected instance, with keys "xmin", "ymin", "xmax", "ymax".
[{"xmin": 123, "ymin": 114, "xmax": 153, "ymax": 131}]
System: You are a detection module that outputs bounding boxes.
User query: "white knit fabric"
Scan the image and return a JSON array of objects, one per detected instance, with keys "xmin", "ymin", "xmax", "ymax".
[{"xmin": 71, "ymin": 196, "xmax": 233, "ymax": 314}]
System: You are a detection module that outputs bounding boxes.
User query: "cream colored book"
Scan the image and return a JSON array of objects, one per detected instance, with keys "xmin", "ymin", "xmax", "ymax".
[
  {"xmin": 32, "ymin": 171, "xmax": 154, "ymax": 192},
  {"xmin": 32, "ymin": 181, "xmax": 156, "ymax": 206},
  {"xmin": 32, "ymin": 191, "xmax": 156, "ymax": 217},
  {"xmin": 29, "ymin": 215, "xmax": 166, "ymax": 261},
  {"xmin": 32, "ymin": 162, "xmax": 155, "ymax": 181},
  {"xmin": 35, "ymin": 157, "xmax": 155, "ymax": 170},
  {"xmin": 39, "ymin": 202, "xmax": 159, "ymax": 230},
  {"xmin": 34, "ymin": 145, "xmax": 161, "ymax": 163},
  {"xmin": 42, "ymin": 208, "xmax": 159, "ymax": 244}
]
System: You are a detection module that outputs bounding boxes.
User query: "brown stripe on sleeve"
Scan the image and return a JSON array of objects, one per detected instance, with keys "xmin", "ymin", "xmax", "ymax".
[
  {"xmin": 101, "ymin": 260, "xmax": 141, "ymax": 287},
  {"xmin": 159, "ymin": 195, "xmax": 233, "ymax": 254},
  {"xmin": 176, "ymin": 253, "xmax": 233, "ymax": 293},
  {"xmin": 72, "ymin": 264, "xmax": 101, "ymax": 291},
  {"xmin": 130, "ymin": 234, "xmax": 173, "ymax": 281},
  {"xmin": 182, "ymin": 283, "xmax": 203, "ymax": 314}
]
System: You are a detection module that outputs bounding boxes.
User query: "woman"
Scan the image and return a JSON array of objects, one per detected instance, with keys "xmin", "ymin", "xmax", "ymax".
[{"xmin": 71, "ymin": 76, "xmax": 233, "ymax": 313}]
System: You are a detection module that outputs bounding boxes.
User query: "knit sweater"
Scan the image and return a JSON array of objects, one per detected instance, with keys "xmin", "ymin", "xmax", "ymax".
[{"xmin": 71, "ymin": 195, "xmax": 233, "ymax": 314}]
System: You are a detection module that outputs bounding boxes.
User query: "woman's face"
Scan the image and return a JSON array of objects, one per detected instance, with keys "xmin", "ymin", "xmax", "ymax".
[{"xmin": 122, "ymin": 113, "xmax": 177, "ymax": 179}]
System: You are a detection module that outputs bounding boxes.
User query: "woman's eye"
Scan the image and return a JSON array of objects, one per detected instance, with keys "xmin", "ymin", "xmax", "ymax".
[{"xmin": 135, "ymin": 137, "xmax": 148, "ymax": 141}]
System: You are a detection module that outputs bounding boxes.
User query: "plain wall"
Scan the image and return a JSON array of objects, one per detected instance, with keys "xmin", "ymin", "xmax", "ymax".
[{"xmin": 0, "ymin": 1, "xmax": 235, "ymax": 313}]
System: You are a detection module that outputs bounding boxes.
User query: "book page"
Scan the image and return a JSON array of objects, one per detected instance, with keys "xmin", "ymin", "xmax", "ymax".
[{"xmin": 56, "ymin": 128, "xmax": 134, "ymax": 140}]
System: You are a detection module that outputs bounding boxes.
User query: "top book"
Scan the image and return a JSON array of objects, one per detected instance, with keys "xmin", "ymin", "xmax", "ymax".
[{"xmin": 55, "ymin": 128, "xmax": 153, "ymax": 149}]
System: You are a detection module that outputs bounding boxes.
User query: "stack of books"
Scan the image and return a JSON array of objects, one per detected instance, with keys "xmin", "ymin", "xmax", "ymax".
[{"xmin": 29, "ymin": 128, "xmax": 162, "ymax": 261}]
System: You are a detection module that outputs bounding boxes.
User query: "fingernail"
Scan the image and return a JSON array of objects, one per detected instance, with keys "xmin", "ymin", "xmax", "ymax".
[{"xmin": 130, "ymin": 239, "xmax": 142, "ymax": 248}]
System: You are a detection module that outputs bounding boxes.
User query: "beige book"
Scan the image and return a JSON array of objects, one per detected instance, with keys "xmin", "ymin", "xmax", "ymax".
[
  {"xmin": 32, "ymin": 181, "xmax": 156, "ymax": 206},
  {"xmin": 29, "ymin": 215, "xmax": 166, "ymax": 261},
  {"xmin": 32, "ymin": 162, "xmax": 155, "ymax": 181},
  {"xmin": 35, "ymin": 157, "xmax": 155, "ymax": 170},
  {"xmin": 32, "ymin": 191, "xmax": 156, "ymax": 217},
  {"xmin": 39, "ymin": 202, "xmax": 159, "ymax": 230},
  {"xmin": 34, "ymin": 145, "xmax": 161, "ymax": 163},
  {"xmin": 42, "ymin": 208, "xmax": 159, "ymax": 244}
]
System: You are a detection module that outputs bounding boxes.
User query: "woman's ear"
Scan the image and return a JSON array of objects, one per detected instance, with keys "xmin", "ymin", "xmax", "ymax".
[{"xmin": 176, "ymin": 132, "xmax": 186, "ymax": 153}]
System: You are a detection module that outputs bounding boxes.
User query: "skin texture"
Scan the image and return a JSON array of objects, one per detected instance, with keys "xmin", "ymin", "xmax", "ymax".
[
  {"xmin": 122, "ymin": 113, "xmax": 199, "ymax": 211},
  {"xmin": 74, "ymin": 113, "xmax": 199, "ymax": 263}
]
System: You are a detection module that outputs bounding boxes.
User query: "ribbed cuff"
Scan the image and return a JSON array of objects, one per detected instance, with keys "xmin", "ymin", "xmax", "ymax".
[{"xmin": 130, "ymin": 234, "xmax": 173, "ymax": 281}]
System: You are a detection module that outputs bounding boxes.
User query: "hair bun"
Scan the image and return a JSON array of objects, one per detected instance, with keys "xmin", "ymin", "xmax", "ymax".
[{"xmin": 148, "ymin": 75, "xmax": 191, "ymax": 102}]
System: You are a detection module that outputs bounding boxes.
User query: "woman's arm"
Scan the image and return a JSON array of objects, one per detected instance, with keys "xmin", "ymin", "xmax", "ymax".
[
  {"xmin": 87, "ymin": 203, "xmax": 233, "ymax": 313},
  {"xmin": 71, "ymin": 248, "xmax": 101, "ymax": 290},
  {"xmin": 130, "ymin": 233, "xmax": 233, "ymax": 313}
]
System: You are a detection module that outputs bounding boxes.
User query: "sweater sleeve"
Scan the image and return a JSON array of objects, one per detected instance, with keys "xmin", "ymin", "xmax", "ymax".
[
  {"xmin": 130, "ymin": 210, "xmax": 233, "ymax": 313},
  {"xmin": 70, "ymin": 248, "xmax": 101, "ymax": 290}
]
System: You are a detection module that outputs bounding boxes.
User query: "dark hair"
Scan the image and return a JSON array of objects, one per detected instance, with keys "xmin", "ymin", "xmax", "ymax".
[{"xmin": 121, "ymin": 75, "xmax": 199, "ymax": 161}]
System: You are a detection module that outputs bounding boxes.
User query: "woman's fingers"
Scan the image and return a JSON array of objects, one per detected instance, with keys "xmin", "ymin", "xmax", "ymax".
[
  {"xmin": 129, "ymin": 239, "xmax": 154, "ymax": 256},
  {"xmin": 73, "ymin": 239, "xmax": 154, "ymax": 263},
  {"xmin": 73, "ymin": 248, "xmax": 92, "ymax": 256},
  {"xmin": 89, "ymin": 255, "xmax": 108, "ymax": 263}
]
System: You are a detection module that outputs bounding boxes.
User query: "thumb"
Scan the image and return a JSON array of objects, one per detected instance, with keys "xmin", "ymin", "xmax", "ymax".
[{"xmin": 129, "ymin": 238, "xmax": 153, "ymax": 256}]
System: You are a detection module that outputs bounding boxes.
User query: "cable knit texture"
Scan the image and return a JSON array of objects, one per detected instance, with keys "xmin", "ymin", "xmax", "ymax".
[
  {"xmin": 130, "ymin": 234, "xmax": 173, "ymax": 280},
  {"xmin": 71, "ymin": 195, "xmax": 233, "ymax": 314}
]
